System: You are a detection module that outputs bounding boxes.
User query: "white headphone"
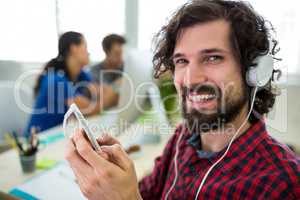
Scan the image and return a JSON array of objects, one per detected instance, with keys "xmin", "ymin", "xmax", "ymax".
[
  {"xmin": 164, "ymin": 54, "xmax": 274, "ymax": 200},
  {"xmin": 246, "ymin": 54, "xmax": 274, "ymax": 87}
]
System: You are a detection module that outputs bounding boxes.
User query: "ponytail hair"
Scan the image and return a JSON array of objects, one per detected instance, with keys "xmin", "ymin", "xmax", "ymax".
[{"xmin": 34, "ymin": 31, "xmax": 83, "ymax": 97}]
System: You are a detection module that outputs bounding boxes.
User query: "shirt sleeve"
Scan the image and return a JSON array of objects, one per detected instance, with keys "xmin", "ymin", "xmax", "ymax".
[{"xmin": 138, "ymin": 125, "xmax": 183, "ymax": 200}]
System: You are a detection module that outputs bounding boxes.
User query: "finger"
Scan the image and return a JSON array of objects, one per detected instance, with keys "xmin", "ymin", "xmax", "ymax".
[
  {"xmin": 66, "ymin": 139, "xmax": 115, "ymax": 198},
  {"xmin": 72, "ymin": 128, "xmax": 114, "ymax": 170},
  {"xmin": 97, "ymin": 150, "xmax": 109, "ymax": 160},
  {"xmin": 97, "ymin": 133, "xmax": 121, "ymax": 146},
  {"xmin": 65, "ymin": 139, "xmax": 94, "ymax": 182},
  {"xmin": 101, "ymin": 144, "xmax": 133, "ymax": 171}
]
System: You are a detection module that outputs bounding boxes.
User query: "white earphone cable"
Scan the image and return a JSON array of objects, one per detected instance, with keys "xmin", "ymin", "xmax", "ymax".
[
  {"xmin": 164, "ymin": 87, "xmax": 258, "ymax": 200},
  {"xmin": 164, "ymin": 131, "xmax": 184, "ymax": 200},
  {"xmin": 194, "ymin": 86, "xmax": 258, "ymax": 199}
]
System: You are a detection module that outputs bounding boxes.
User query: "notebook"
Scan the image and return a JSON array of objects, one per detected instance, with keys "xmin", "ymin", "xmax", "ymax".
[{"xmin": 10, "ymin": 162, "xmax": 86, "ymax": 200}]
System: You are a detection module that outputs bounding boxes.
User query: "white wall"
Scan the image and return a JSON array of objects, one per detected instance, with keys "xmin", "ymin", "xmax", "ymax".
[{"xmin": 267, "ymin": 84, "xmax": 300, "ymax": 153}]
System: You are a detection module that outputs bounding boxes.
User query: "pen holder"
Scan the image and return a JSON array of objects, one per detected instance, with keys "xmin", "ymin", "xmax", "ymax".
[{"xmin": 19, "ymin": 153, "xmax": 36, "ymax": 173}]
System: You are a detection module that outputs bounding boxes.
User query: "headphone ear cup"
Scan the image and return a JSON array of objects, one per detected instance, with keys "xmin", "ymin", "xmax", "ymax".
[
  {"xmin": 246, "ymin": 55, "xmax": 274, "ymax": 87},
  {"xmin": 246, "ymin": 67, "xmax": 258, "ymax": 87}
]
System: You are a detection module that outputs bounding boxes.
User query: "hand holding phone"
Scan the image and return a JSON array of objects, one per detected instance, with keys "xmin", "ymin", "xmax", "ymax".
[{"xmin": 63, "ymin": 103, "xmax": 101, "ymax": 152}]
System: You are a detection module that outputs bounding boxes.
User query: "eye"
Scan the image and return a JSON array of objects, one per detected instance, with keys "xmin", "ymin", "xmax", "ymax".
[
  {"xmin": 204, "ymin": 55, "xmax": 223, "ymax": 64},
  {"xmin": 174, "ymin": 58, "xmax": 188, "ymax": 66}
]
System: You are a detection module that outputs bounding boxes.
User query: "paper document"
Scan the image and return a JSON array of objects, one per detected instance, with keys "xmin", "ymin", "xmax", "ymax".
[{"xmin": 10, "ymin": 162, "xmax": 86, "ymax": 200}]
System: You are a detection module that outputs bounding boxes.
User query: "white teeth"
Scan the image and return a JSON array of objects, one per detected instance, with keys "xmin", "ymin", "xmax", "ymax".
[{"xmin": 189, "ymin": 94, "xmax": 216, "ymax": 102}]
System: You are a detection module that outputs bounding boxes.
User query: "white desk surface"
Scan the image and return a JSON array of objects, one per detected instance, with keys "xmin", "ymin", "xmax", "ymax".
[{"xmin": 0, "ymin": 114, "xmax": 174, "ymax": 192}]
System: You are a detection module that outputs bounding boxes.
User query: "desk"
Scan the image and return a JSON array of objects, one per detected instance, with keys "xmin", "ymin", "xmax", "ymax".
[{"xmin": 0, "ymin": 114, "xmax": 174, "ymax": 192}]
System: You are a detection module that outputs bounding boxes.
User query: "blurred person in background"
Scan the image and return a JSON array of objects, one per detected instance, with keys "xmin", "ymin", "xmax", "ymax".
[
  {"xmin": 90, "ymin": 34, "xmax": 126, "ymax": 109},
  {"xmin": 25, "ymin": 31, "xmax": 100, "ymax": 136}
]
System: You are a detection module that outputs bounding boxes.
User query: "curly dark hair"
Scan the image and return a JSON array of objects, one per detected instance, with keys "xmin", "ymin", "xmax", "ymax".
[{"xmin": 153, "ymin": 0, "xmax": 281, "ymax": 116}]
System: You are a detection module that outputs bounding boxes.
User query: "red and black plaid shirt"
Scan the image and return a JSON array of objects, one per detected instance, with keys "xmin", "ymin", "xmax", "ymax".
[{"xmin": 139, "ymin": 119, "xmax": 300, "ymax": 199}]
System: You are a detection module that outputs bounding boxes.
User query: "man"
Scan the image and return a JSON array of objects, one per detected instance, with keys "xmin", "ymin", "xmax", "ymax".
[
  {"xmin": 89, "ymin": 34, "xmax": 126, "ymax": 110},
  {"xmin": 90, "ymin": 34, "xmax": 125, "ymax": 85},
  {"xmin": 65, "ymin": 1, "xmax": 300, "ymax": 199}
]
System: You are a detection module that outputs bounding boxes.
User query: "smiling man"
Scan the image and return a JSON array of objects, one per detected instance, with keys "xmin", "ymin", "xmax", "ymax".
[{"xmin": 65, "ymin": 0, "xmax": 300, "ymax": 199}]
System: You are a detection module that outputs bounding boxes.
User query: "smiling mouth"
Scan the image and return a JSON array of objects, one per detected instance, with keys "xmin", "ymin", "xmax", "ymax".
[
  {"xmin": 187, "ymin": 92, "xmax": 218, "ymax": 111},
  {"xmin": 188, "ymin": 92, "xmax": 217, "ymax": 103},
  {"xmin": 184, "ymin": 84, "xmax": 220, "ymax": 110}
]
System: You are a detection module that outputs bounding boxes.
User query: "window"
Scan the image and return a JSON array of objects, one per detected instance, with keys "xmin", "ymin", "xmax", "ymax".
[
  {"xmin": 57, "ymin": 0, "xmax": 125, "ymax": 61},
  {"xmin": 249, "ymin": 0, "xmax": 300, "ymax": 75},
  {"xmin": 138, "ymin": 0, "xmax": 186, "ymax": 51},
  {"xmin": 0, "ymin": 0, "xmax": 57, "ymax": 62},
  {"xmin": 0, "ymin": 0, "xmax": 125, "ymax": 63}
]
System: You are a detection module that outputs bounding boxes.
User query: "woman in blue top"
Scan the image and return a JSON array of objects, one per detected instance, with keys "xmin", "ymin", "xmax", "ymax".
[{"xmin": 25, "ymin": 31, "xmax": 100, "ymax": 136}]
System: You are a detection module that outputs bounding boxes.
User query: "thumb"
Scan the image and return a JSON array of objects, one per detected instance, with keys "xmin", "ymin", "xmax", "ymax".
[
  {"xmin": 97, "ymin": 133, "xmax": 121, "ymax": 146},
  {"xmin": 101, "ymin": 144, "xmax": 132, "ymax": 171}
]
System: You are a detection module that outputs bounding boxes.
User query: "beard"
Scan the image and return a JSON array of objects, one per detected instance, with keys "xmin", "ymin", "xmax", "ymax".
[{"xmin": 182, "ymin": 83, "xmax": 248, "ymax": 134}]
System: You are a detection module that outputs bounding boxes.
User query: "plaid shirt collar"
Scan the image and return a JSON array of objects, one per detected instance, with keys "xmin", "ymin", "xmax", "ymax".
[{"xmin": 185, "ymin": 118, "xmax": 268, "ymax": 172}]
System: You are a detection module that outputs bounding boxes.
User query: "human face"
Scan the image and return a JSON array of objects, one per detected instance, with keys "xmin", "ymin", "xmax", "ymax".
[
  {"xmin": 71, "ymin": 38, "xmax": 90, "ymax": 68},
  {"xmin": 106, "ymin": 43, "xmax": 124, "ymax": 68},
  {"xmin": 172, "ymin": 20, "xmax": 248, "ymax": 133},
  {"xmin": 68, "ymin": 38, "xmax": 89, "ymax": 79}
]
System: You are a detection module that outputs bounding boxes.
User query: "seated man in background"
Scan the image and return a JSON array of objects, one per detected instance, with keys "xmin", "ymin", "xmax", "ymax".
[
  {"xmin": 66, "ymin": 0, "xmax": 300, "ymax": 199},
  {"xmin": 89, "ymin": 34, "xmax": 126, "ymax": 109}
]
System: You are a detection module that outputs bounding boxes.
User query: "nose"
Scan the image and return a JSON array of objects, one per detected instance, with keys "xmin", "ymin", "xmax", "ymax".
[{"xmin": 183, "ymin": 61, "xmax": 208, "ymax": 88}]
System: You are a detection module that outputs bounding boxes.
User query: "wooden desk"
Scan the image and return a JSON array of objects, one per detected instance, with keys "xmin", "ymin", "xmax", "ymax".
[{"xmin": 0, "ymin": 115, "xmax": 174, "ymax": 192}]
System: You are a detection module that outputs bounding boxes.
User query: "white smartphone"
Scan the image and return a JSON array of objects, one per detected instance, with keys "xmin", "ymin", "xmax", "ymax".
[{"xmin": 63, "ymin": 103, "xmax": 101, "ymax": 152}]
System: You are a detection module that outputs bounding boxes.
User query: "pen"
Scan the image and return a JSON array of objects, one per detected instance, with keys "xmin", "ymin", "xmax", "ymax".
[
  {"xmin": 11, "ymin": 131, "xmax": 24, "ymax": 154},
  {"xmin": 30, "ymin": 127, "xmax": 38, "ymax": 150},
  {"xmin": 23, "ymin": 127, "xmax": 39, "ymax": 156}
]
